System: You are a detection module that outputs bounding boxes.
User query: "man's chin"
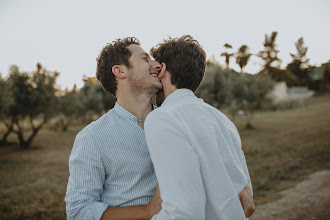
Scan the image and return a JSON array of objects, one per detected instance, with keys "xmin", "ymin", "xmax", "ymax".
[{"xmin": 156, "ymin": 81, "xmax": 164, "ymax": 90}]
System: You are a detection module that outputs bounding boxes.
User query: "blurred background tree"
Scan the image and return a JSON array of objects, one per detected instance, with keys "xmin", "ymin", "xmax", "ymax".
[
  {"xmin": 196, "ymin": 63, "xmax": 236, "ymax": 109},
  {"xmin": 236, "ymin": 45, "xmax": 252, "ymax": 73},
  {"xmin": 321, "ymin": 62, "xmax": 330, "ymax": 92},
  {"xmin": 196, "ymin": 62, "xmax": 275, "ymax": 128},
  {"xmin": 220, "ymin": 43, "xmax": 234, "ymax": 69},
  {"xmin": 4, "ymin": 63, "xmax": 59, "ymax": 149},
  {"xmin": 258, "ymin": 31, "xmax": 281, "ymax": 72},
  {"xmin": 78, "ymin": 76, "xmax": 116, "ymax": 122},
  {"xmin": 55, "ymin": 85, "xmax": 82, "ymax": 132},
  {"xmin": 53, "ymin": 76, "xmax": 116, "ymax": 132},
  {"xmin": 0, "ymin": 74, "xmax": 14, "ymax": 145},
  {"xmin": 258, "ymin": 31, "xmax": 296, "ymax": 86},
  {"xmin": 286, "ymin": 37, "xmax": 311, "ymax": 86},
  {"xmin": 230, "ymin": 74, "xmax": 274, "ymax": 128}
]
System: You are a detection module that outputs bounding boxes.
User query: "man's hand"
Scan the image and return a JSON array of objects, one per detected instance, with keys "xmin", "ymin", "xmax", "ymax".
[
  {"xmin": 145, "ymin": 185, "xmax": 162, "ymax": 217},
  {"xmin": 238, "ymin": 185, "xmax": 255, "ymax": 218}
]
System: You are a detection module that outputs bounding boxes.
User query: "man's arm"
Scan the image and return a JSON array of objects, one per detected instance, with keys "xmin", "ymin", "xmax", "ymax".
[
  {"xmin": 65, "ymin": 129, "xmax": 161, "ymax": 220},
  {"xmin": 101, "ymin": 185, "xmax": 161, "ymax": 220},
  {"xmin": 145, "ymin": 111, "xmax": 206, "ymax": 220}
]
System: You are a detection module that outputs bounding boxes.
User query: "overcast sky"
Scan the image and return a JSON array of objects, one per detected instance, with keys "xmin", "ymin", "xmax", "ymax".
[{"xmin": 1, "ymin": 0, "xmax": 329, "ymax": 89}]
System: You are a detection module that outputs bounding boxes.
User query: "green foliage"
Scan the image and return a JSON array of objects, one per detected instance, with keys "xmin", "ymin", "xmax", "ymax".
[
  {"xmin": 286, "ymin": 37, "xmax": 311, "ymax": 86},
  {"xmin": 0, "ymin": 75, "xmax": 14, "ymax": 144},
  {"xmin": 321, "ymin": 62, "xmax": 330, "ymax": 92},
  {"xmin": 3, "ymin": 63, "xmax": 59, "ymax": 148},
  {"xmin": 0, "ymin": 75, "xmax": 12, "ymax": 119},
  {"xmin": 259, "ymin": 66, "xmax": 297, "ymax": 86},
  {"xmin": 78, "ymin": 77, "xmax": 116, "ymax": 122},
  {"xmin": 256, "ymin": 31, "xmax": 302, "ymax": 86},
  {"xmin": 55, "ymin": 85, "xmax": 82, "ymax": 131},
  {"xmin": 196, "ymin": 64, "xmax": 236, "ymax": 109},
  {"xmin": 54, "ymin": 77, "xmax": 117, "ymax": 130},
  {"xmin": 289, "ymin": 37, "xmax": 310, "ymax": 68},
  {"xmin": 231, "ymin": 74, "xmax": 274, "ymax": 128},
  {"xmin": 197, "ymin": 64, "xmax": 275, "ymax": 128}
]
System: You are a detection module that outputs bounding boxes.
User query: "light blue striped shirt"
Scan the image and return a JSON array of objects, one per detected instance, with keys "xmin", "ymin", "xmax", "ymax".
[{"xmin": 65, "ymin": 102, "xmax": 158, "ymax": 220}]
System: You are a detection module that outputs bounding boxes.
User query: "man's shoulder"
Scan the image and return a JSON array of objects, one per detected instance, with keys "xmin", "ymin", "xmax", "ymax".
[
  {"xmin": 75, "ymin": 109, "xmax": 118, "ymax": 138},
  {"xmin": 145, "ymin": 108, "xmax": 164, "ymax": 124},
  {"xmin": 72, "ymin": 110, "xmax": 120, "ymax": 154}
]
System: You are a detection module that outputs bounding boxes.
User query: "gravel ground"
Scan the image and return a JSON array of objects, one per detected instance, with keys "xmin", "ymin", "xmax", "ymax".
[{"xmin": 250, "ymin": 169, "xmax": 330, "ymax": 220}]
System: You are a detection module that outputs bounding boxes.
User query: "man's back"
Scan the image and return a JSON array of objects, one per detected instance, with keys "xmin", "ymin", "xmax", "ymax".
[{"xmin": 145, "ymin": 89, "xmax": 251, "ymax": 219}]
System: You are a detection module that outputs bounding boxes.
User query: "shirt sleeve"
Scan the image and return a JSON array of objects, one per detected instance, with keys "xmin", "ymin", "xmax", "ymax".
[
  {"xmin": 65, "ymin": 128, "xmax": 109, "ymax": 220},
  {"xmin": 230, "ymin": 121, "xmax": 253, "ymax": 193},
  {"xmin": 239, "ymin": 148, "xmax": 252, "ymax": 193},
  {"xmin": 145, "ymin": 111, "xmax": 206, "ymax": 220}
]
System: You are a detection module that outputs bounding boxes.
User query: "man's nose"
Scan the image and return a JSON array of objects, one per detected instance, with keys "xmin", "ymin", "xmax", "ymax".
[{"xmin": 152, "ymin": 60, "xmax": 161, "ymax": 71}]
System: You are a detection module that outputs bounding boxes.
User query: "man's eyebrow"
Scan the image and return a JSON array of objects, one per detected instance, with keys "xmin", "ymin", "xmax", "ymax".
[{"xmin": 141, "ymin": 52, "xmax": 151, "ymax": 58}]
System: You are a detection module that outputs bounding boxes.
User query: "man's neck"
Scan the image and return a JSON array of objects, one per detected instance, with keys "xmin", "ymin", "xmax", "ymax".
[
  {"xmin": 116, "ymin": 91, "xmax": 153, "ymax": 122},
  {"xmin": 162, "ymin": 79, "xmax": 178, "ymax": 100}
]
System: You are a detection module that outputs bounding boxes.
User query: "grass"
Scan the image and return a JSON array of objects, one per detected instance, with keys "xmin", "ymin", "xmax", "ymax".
[
  {"xmin": 0, "ymin": 95, "xmax": 330, "ymax": 219},
  {"xmin": 233, "ymin": 95, "xmax": 330, "ymax": 204}
]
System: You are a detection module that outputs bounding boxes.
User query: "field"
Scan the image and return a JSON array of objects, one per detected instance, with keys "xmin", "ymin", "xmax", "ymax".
[{"xmin": 0, "ymin": 95, "xmax": 329, "ymax": 219}]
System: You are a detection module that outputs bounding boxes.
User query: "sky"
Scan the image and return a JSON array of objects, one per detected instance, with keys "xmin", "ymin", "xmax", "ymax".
[{"xmin": 0, "ymin": 0, "xmax": 329, "ymax": 89}]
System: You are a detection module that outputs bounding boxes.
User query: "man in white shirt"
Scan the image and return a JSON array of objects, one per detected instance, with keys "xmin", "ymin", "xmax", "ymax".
[{"xmin": 144, "ymin": 35, "xmax": 255, "ymax": 219}]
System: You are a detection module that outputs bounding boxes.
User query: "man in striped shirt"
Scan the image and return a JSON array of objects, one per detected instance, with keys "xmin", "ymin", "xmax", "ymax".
[{"xmin": 65, "ymin": 37, "xmax": 163, "ymax": 220}]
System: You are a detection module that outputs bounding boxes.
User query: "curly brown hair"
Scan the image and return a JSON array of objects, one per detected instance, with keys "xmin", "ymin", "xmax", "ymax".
[
  {"xmin": 96, "ymin": 37, "xmax": 140, "ymax": 95},
  {"xmin": 150, "ymin": 35, "xmax": 206, "ymax": 92}
]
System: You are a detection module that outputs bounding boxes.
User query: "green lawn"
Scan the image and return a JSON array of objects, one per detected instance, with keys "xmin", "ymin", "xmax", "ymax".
[
  {"xmin": 0, "ymin": 95, "xmax": 329, "ymax": 219},
  {"xmin": 235, "ymin": 95, "xmax": 330, "ymax": 204}
]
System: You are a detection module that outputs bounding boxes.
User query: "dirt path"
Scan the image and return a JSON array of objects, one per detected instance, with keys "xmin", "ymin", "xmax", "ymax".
[{"xmin": 250, "ymin": 169, "xmax": 330, "ymax": 220}]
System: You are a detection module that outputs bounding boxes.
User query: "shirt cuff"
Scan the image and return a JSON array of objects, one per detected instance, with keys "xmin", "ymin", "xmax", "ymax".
[{"xmin": 91, "ymin": 202, "xmax": 109, "ymax": 220}]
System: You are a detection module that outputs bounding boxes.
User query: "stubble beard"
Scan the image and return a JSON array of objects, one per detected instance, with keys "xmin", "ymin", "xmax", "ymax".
[{"xmin": 128, "ymin": 74, "xmax": 160, "ymax": 99}]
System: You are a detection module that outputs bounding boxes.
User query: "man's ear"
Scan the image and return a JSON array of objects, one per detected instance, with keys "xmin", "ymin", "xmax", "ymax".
[
  {"xmin": 112, "ymin": 65, "xmax": 127, "ymax": 79},
  {"xmin": 158, "ymin": 63, "xmax": 167, "ymax": 79}
]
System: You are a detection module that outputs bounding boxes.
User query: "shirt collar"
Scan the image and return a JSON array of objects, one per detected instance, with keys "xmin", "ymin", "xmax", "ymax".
[
  {"xmin": 113, "ymin": 102, "xmax": 138, "ymax": 121},
  {"xmin": 161, "ymin": 88, "xmax": 195, "ymax": 107}
]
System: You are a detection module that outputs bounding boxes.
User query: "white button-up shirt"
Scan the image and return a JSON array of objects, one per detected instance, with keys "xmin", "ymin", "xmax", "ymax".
[{"xmin": 145, "ymin": 89, "xmax": 252, "ymax": 220}]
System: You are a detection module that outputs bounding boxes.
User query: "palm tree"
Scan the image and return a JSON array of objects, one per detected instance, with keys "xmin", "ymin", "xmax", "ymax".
[
  {"xmin": 220, "ymin": 43, "xmax": 234, "ymax": 69},
  {"xmin": 236, "ymin": 45, "xmax": 252, "ymax": 73},
  {"xmin": 257, "ymin": 31, "xmax": 281, "ymax": 72}
]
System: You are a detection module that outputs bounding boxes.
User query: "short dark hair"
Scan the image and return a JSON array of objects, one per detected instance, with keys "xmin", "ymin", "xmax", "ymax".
[
  {"xmin": 96, "ymin": 37, "xmax": 140, "ymax": 95},
  {"xmin": 150, "ymin": 35, "xmax": 206, "ymax": 92}
]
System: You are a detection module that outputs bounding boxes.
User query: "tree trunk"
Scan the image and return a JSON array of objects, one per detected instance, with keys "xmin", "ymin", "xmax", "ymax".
[
  {"xmin": 25, "ymin": 116, "xmax": 47, "ymax": 148},
  {"xmin": 245, "ymin": 121, "xmax": 254, "ymax": 129},
  {"xmin": 59, "ymin": 115, "xmax": 71, "ymax": 132},
  {"xmin": 245, "ymin": 111, "xmax": 255, "ymax": 129},
  {"xmin": 13, "ymin": 116, "xmax": 48, "ymax": 149},
  {"xmin": 17, "ymin": 132, "xmax": 28, "ymax": 149},
  {"xmin": 0, "ymin": 120, "xmax": 14, "ymax": 145},
  {"xmin": 62, "ymin": 123, "xmax": 69, "ymax": 132}
]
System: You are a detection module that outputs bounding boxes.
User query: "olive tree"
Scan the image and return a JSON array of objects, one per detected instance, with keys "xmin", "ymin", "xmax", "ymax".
[{"xmin": 6, "ymin": 64, "xmax": 59, "ymax": 149}]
